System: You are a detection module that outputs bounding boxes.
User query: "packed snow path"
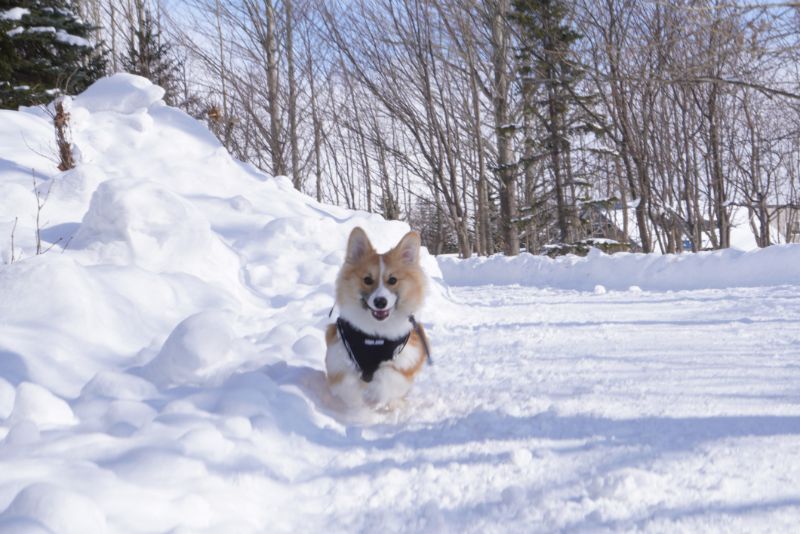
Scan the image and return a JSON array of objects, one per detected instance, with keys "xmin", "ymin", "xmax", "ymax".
[{"xmin": 304, "ymin": 284, "xmax": 800, "ymax": 533}]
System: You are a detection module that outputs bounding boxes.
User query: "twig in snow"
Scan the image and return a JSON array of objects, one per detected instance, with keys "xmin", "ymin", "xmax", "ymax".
[
  {"xmin": 9, "ymin": 216, "xmax": 18, "ymax": 264},
  {"xmin": 32, "ymin": 169, "xmax": 54, "ymax": 256}
]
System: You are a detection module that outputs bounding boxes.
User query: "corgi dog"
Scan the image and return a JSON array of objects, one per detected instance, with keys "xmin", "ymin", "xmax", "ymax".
[{"xmin": 325, "ymin": 227, "xmax": 429, "ymax": 409}]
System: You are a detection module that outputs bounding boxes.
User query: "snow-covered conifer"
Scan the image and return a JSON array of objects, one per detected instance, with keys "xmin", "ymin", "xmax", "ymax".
[
  {"xmin": 0, "ymin": 0, "xmax": 107, "ymax": 109},
  {"xmin": 120, "ymin": 2, "xmax": 181, "ymax": 106}
]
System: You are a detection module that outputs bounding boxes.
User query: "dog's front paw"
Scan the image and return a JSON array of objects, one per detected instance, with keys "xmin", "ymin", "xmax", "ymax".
[
  {"xmin": 362, "ymin": 382, "xmax": 389, "ymax": 407},
  {"xmin": 362, "ymin": 367, "xmax": 412, "ymax": 409}
]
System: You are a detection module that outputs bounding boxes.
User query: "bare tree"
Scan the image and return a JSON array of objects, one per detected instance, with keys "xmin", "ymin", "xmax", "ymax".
[{"xmin": 112, "ymin": 0, "xmax": 800, "ymax": 256}]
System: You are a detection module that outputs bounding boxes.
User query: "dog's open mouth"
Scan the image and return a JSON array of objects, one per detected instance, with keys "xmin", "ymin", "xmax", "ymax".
[{"xmin": 371, "ymin": 308, "xmax": 391, "ymax": 321}]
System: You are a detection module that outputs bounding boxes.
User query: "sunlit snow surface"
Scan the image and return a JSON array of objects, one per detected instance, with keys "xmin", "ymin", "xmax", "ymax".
[{"xmin": 1, "ymin": 74, "xmax": 800, "ymax": 532}]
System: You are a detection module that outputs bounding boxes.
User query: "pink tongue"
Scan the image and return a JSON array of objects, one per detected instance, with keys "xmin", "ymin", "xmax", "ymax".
[{"xmin": 372, "ymin": 309, "xmax": 390, "ymax": 320}]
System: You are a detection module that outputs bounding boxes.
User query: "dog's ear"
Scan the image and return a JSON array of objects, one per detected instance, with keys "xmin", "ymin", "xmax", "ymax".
[
  {"xmin": 346, "ymin": 227, "xmax": 374, "ymax": 264},
  {"xmin": 395, "ymin": 231, "xmax": 421, "ymax": 264}
]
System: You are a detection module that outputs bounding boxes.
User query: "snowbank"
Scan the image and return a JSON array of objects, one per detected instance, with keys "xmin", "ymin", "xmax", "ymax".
[
  {"xmin": 438, "ymin": 245, "xmax": 800, "ymax": 291},
  {"xmin": 0, "ymin": 74, "xmax": 449, "ymax": 532}
]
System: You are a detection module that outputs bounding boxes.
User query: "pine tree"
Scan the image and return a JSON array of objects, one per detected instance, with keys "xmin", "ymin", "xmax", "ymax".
[
  {"xmin": 0, "ymin": 0, "xmax": 107, "ymax": 109},
  {"xmin": 511, "ymin": 0, "xmax": 597, "ymax": 245},
  {"xmin": 120, "ymin": 2, "xmax": 180, "ymax": 105}
]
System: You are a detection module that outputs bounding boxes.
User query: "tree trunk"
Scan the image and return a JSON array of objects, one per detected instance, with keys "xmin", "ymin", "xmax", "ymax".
[
  {"xmin": 264, "ymin": 0, "xmax": 285, "ymax": 177},
  {"xmin": 470, "ymin": 64, "xmax": 491, "ymax": 256},
  {"xmin": 285, "ymin": 0, "xmax": 301, "ymax": 190},
  {"xmin": 546, "ymin": 67, "xmax": 569, "ymax": 243},
  {"xmin": 214, "ymin": 0, "xmax": 229, "ymax": 127},
  {"xmin": 492, "ymin": 0, "xmax": 519, "ymax": 256},
  {"xmin": 307, "ymin": 52, "xmax": 323, "ymax": 203},
  {"xmin": 707, "ymin": 85, "xmax": 730, "ymax": 248}
]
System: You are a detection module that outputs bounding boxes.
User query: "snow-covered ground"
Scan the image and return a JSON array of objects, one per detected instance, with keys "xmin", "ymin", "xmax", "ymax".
[{"xmin": 1, "ymin": 74, "xmax": 799, "ymax": 532}]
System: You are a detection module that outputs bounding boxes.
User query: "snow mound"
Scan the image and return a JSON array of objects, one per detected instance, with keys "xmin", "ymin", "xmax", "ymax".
[
  {"xmin": 73, "ymin": 74, "xmax": 164, "ymax": 114},
  {"xmin": 0, "ymin": 379, "xmax": 13, "ymax": 420},
  {"xmin": 439, "ymin": 244, "xmax": 800, "ymax": 290},
  {"xmin": 52, "ymin": 165, "xmax": 106, "ymax": 205},
  {"xmin": 8, "ymin": 382, "xmax": 76, "ymax": 428},
  {"xmin": 80, "ymin": 371, "xmax": 158, "ymax": 401},
  {"xmin": 140, "ymin": 310, "xmax": 239, "ymax": 387},
  {"xmin": 0, "ymin": 517, "xmax": 52, "ymax": 534},
  {"xmin": 0, "ymin": 483, "xmax": 106, "ymax": 534},
  {"xmin": 71, "ymin": 178, "xmax": 240, "ymax": 283}
]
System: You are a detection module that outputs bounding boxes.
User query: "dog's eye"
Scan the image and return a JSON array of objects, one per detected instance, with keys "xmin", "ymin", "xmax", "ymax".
[
  {"xmin": 363, "ymin": 276, "xmax": 374, "ymax": 285},
  {"xmin": 387, "ymin": 276, "xmax": 397, "ymax": 285}
]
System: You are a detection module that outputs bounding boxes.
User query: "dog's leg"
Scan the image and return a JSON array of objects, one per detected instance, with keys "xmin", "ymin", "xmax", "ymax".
[
  {"xmin": 363, "ymin": 365, "xmax": 412, "ymax": 408},
  {"xmin": 363, "ymin": 338, "xmax": 427, "ymax": 407},
  {"xmin": 329, "ymin": 371, "xmax": 367, "ymax": 408},
  {"xmin": 325, "ymin": 326, "xmax": 367, "ymax": 409}
]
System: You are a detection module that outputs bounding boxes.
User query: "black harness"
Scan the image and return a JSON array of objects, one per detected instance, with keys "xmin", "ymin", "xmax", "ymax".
[{"xmin": 336, "ymin": 316, "xmax": 432, "ymax": 382}]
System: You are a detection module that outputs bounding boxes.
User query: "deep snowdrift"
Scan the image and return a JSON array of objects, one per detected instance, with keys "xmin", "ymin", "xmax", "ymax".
[
  {"xmin": 0, "ymin": 74, "xmax": 446, "ymax": 395},
  {"xmin": 1, "ymin": 74, "xmax": 799, "ymax": 533},
  {"xmin": 0, "ymin": 74, "xmax": 449, "ymax": 531}
]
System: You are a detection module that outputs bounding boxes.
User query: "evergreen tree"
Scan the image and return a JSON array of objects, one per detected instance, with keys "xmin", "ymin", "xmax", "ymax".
[
  {"xmin": 120, "ymin": 2, "xmax": 181, "ymax": 105},
  {"xmin": 0, "ymin": 0, "xmax": 107, "ymax": 109},
  {"xmin": 511, "ymin": 0, "xmax": 598, "ymax": 244}
]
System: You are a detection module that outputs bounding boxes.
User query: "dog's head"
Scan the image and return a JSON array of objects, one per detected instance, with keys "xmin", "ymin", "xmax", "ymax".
[{"xmin": 336, "ymin": 227, "xmax": 426, "ymax": 333}]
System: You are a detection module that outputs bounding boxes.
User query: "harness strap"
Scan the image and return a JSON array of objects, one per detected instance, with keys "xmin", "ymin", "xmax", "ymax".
[
  {"xmin": 336, "ymin": 318, "xmax": 359, "ymax": 372},
  {"xmin": 408, "ymin": 315, "xmax": 433, "ymax": 366},
  {"xmin": 333, "ymin": 315, "xmax": 434, "ymax": 381},
  {"xmin": 336, "ymin": 318, "xmax": 411, "ymax": 382}
]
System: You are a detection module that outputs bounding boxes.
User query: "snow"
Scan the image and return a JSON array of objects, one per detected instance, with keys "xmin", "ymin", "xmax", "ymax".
[
  {"xmin": 7, "ymin": 382, "xmax": 77, "ymax": 429},
  {"xmin": 438, "ymin": 245, "xmax": 800, "ymax": 291},
  {"xmin": 0, "ymin": 8, "xmax": 29, "ymax": 21},
  {"xmin": 25, "ymin": 26, "xmax": 56, "ymax": 34},
  {"xmin": 73, "ymin": 74, "xmax": 165, "ymax": 113},
  {"xmin": 54, "ymin": 30, "xmax": 90, "ymax": 47},
  {"xmin": 138, "ymin": 310, "xmax": 241, "ymax": 387},
  {"xmin": 0, "ymin": 483, "xmax": 107, "ymax": 534},
  {"xmin": 1, "ymin": 73, "xmax": 800, "ymax": 532},
  {"xmin": 4, "ymin": 24, "xmax": 91, "ymax": 47}
]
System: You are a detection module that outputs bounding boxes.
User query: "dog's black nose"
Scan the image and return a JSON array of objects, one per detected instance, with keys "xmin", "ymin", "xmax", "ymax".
[{"xmin": 374, "ymin": 297, "xmax": 388, "ymax": 309}]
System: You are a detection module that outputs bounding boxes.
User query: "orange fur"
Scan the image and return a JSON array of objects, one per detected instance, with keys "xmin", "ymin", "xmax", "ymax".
[
  {"xmin": 335, "ymin": 249, "xmax": 381, "ymax": 311},
  {"xmin": 327, "ymin": 372, "xmax": 345, "ymax": 386},
  {"xmin": 335, "ymin": 232, "xmax": 426, "ymax": 317},
  {"xmin": 383, "ymin": 241, "xmax": 426, "ymax": 312},
  {"xmin": 393, "ymin": 325, "xmax": 428, "ymax": 380},
  {"xmin": 325, "ymin": 324, "xmax": 338, "ymax": 346}
]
